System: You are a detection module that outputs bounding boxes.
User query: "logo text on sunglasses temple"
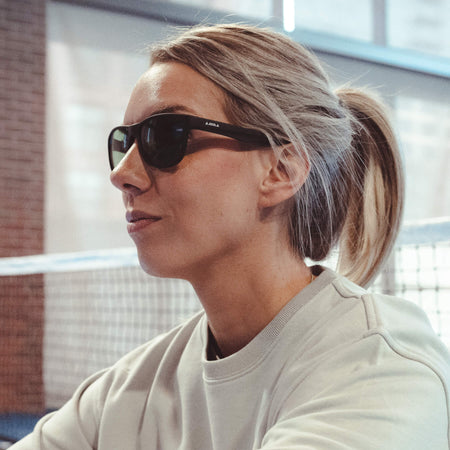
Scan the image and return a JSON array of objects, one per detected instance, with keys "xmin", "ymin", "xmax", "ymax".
[{"xmin": 205, "ymin": 121, "xmax": 220, "ymax": 128}]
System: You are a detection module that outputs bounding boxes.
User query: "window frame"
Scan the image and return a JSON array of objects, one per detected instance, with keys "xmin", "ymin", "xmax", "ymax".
[{"xmin": 51, "ymin": 0, "xmax": 450, "ymax": 79}]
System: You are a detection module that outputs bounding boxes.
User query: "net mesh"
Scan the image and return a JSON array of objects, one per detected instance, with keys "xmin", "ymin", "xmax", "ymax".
[
  {"xmin": 390, "ymin": 242, "xmax": 450, "ymax": 343},
  {"xmin": 371, "ymin": 219, "xmax": 450, "ymax": 347},
  {"xmin": 0, "ymin": 219, "xmax": 449, "ymax": 421}
]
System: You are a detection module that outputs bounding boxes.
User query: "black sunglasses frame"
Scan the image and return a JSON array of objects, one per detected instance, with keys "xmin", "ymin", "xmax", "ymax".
[{"xmin": 108, "ymin": 113, "xmax": 271, "ymax": 170}]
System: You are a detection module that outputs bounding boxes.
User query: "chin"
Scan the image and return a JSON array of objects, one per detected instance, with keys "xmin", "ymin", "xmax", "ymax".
[{"xmin": 137, "ymin": 254, "xmax": 173, "ymax": 279}]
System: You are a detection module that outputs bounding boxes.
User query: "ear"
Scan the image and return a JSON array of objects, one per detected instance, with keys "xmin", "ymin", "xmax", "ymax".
[{"xmin": 258, "ymin": 145, "xmax": 310, "ymax": 209}]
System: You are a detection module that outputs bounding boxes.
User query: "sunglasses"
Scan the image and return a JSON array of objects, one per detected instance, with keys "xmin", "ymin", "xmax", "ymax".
[{"xmin": 108, "ymin": 113, "xmax": 271, "ymax": 170}]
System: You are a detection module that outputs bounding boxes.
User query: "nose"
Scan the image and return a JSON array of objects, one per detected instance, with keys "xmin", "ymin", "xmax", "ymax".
[{"xmin": 110, "ymin": 143, "xmax": 152, "ymax": 195}]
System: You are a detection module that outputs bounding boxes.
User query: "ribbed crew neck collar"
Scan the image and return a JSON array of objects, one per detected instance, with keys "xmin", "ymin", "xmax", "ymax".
[{"xmin": 202, "ymin": 266, "xmax": 337, "ymax": 381}]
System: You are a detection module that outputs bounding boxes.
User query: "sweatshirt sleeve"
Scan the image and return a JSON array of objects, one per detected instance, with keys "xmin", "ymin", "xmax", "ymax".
[
  {"xmin": 10, "ymin": 368, "xmax": 109, "ymax": 450},
  {"xmin": 260, "ymin": 334, "xmax": 449, "ymax": 450}
]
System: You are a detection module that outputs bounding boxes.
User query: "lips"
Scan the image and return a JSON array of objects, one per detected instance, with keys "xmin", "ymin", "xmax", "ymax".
[
  {"xmin": 126, "ymin": 210, "xmax": 161, "ymax": 223},
  {"xmin": 126, "ymin": 210, "xmax": 162, "ymax": 233}
]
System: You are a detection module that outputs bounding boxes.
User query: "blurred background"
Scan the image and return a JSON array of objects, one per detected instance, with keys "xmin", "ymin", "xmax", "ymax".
[{"xmin": 0, "ymin": 0, "xmax": 449, "ymax": 445}]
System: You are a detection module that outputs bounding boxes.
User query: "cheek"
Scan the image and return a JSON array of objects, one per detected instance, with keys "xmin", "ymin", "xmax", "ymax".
[{"xmin": 169, "ymin": 153, "xmax": 259, "ymax": 232}]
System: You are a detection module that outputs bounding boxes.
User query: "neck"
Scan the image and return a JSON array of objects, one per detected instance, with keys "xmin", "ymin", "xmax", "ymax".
[{"xmin": 190, "ymin": 245, "xmax": 312, "ymax": 358}]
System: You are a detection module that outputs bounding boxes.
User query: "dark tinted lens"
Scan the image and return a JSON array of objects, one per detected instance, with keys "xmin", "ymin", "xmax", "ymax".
[
  {"xmin": 109, "ymin": 128, "xmax": 132, "ymax": 169},
  {"xmin": 140, "ymin": 116, "xmax": 188, "ymax": 168}
]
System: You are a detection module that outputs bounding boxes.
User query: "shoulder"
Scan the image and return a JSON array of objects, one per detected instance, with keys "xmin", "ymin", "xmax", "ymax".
[
  {"xmin": 331, "ymin": 272, "xmax": 450, "ymax": 368},
  {"xmin": 321, "ymin": 271, "xmax": 450, "ymax": 419},
  {"xmin": 267, "ymin": 270, "xmax": 450, "ymax": 448},
  {"xmin": 280, "ymin": 268, "xmax": 450, "ymax": 414},
  {"xmin": 322, "ymin": 272, "xmax": 450, "ymax": 379},
  {"xmin": 282, "ymin": 267, "xmax": 449, "ymax": 370},
  {"xmin": 13, "ymin": 311, "xmax": 207, "ymax": 449},
  {"xmin": 68, "ymin": 310, "xmax": 206, "ymax": 411}
]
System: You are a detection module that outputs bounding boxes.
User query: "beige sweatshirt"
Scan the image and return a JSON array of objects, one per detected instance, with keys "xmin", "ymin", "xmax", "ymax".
[{"xmin": 12, "ymin": 268, "xmax": 450, "ymax": 449}]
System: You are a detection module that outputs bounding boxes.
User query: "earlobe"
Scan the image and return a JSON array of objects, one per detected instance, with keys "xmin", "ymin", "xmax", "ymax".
[{"xmin": 258, "ymin": 145, "xmax": 310, "ymax": 209}]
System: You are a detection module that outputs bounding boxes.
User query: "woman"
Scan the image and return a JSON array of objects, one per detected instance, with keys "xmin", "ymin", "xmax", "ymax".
[{"xmin": 14, "ymin": 24, "xmax": 449, "ymax": 449}]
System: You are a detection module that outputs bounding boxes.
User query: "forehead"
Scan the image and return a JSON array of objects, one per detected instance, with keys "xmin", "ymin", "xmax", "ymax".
[{"xmin": 123, "ymin": 62, "xmax": 227, "ymax": 125}]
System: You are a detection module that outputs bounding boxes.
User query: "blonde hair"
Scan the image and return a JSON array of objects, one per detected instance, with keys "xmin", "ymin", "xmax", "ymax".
[{"xmin": 150, "ymin": 24, "xmax": 404, "ymax": 287}]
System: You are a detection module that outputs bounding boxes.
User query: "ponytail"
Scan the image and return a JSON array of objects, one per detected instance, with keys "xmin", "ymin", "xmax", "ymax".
[{"xmin": 335, "ymin": 88, "xmax": 404, "ymax": 286}]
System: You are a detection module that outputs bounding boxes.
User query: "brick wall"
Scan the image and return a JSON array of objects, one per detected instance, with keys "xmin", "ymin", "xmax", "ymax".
[
  {"xmin": 0, "ymin": 275, "xmax": 44, "ymax": 413},
  {"xmin": 0, "ymin": 0, "xmax": 46, "ymax": 413}
]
